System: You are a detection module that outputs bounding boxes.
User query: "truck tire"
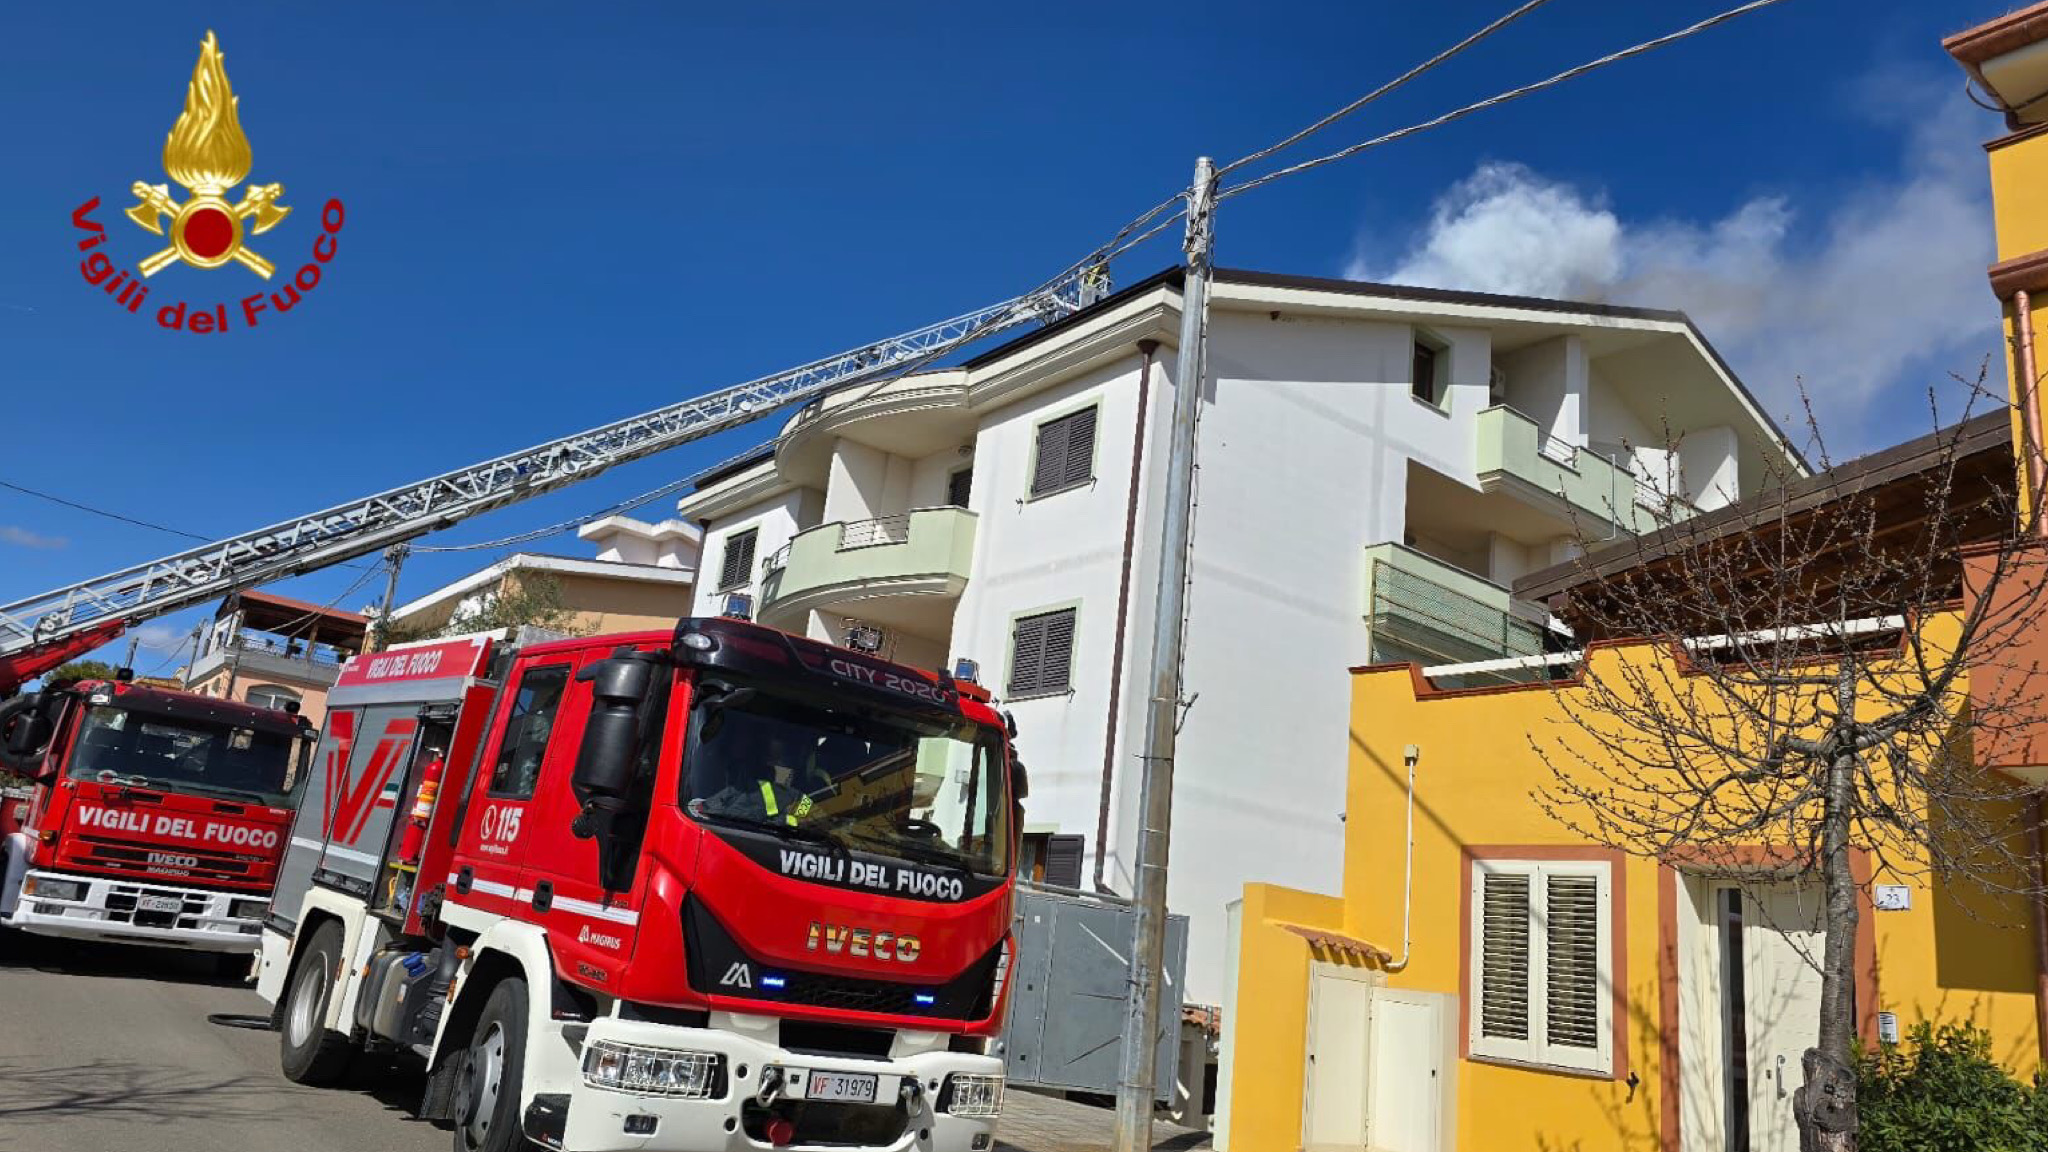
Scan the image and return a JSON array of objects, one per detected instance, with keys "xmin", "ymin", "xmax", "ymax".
[
  {"xmin": 279, "ymin": 921, "xmax": 353, "ymax": 1085},
  {"xmin": 453, "ymin": 978, "xmax": 528, "ymax": 1152}
]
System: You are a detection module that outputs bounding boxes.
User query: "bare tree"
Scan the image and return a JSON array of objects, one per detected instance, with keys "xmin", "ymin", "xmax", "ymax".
[{"xmin": 1531, "ymin": 381, "xmax": 2048, "ymax": 1151}]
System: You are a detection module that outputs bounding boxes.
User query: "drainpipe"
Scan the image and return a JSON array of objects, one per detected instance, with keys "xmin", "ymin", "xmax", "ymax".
[
  {"xmin": 1092, "ymin": 339, "xmax": 1160, "ymax": 893},
  {"xmin": 2014, "ymin": 289, "xmax": 2048, "ymax": 1067},
  {"xmin": 1384, "ymin": 744, "xmax": 1419, "ymax": 972}
]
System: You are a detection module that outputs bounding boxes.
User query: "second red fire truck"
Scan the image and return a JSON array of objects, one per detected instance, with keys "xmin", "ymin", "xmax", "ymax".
[
  {"xmin": 256, "ymin": 616, "xmax": 1021, "ymax": 1152},
  {"xmin": 0, "ymin": 673, "xmax": 311, "ymax": 962}
]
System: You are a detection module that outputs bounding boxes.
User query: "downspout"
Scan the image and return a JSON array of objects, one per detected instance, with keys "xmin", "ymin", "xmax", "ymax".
[
  {"xmin": 1093, "ymin": 339, "xmax": 1160, "ymax": 892},
  {"xmin": 1384, "ymin": 743, "xmax": 1419, "ymax": 972},
  {"xmin": 2017, "ymin": 289, "xmax": 2048, "ymax": 1067}
]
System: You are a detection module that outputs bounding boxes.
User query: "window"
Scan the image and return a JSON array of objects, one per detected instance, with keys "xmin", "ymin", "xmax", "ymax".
[
  {"xmin": 487, "ymin": 665, "xmax": 571, "ymax": 799},
  {"xmin": 1412, "ymin": 335, "xmax": 1445, "ymax": 406},
  {"xmin": 245, "ymin": 684, "xmax": 300, "ymax": 711},
  {"xmin": 1468, "ymin": 858, "xmax": 1613, "ymax": 1075},
  {"xmin": 948, "ymin": 467, "xmax": 974, "ymax": 508},
  {"xmin": 718, "ymin": 528, "xmax": 758, "ymax": 591},
  {"xmin": 1008, "ymin": 608, "xmax": 1076, "ymax": 698},
  {"xmin": 1029, "ymin": 406, "xmax": 1098, "ymax": 498}
]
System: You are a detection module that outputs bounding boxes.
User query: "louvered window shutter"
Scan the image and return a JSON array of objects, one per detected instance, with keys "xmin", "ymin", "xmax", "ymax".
[
  {"xmin": 1009, "ymin": 609, "xmax": 1075, "ymax": 696},
  {"xmin": 718, "ymin": 529, "xmax": 757, "ymax": 590},
  {"xmin": 1478, "ymin": 872, "xmax": 1531, "ymax": 1041},
  {"xmin": 1030, "ymin": 407, "xmax": 1097, "ymax": 497},
  {"xmin": 1043, "ymin": 834, "xmax": 1086, "ymax": 888},
  {"xmin": 1544, "ymin": 875, "xmax": 1602, "ymax": 1053},
  {"xmin": 1469, "ymin": 861, "xmax": 1611, "ymax": 1074}
]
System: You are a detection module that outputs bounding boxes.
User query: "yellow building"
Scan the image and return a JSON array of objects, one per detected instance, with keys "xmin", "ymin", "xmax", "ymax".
[{"xmin": 1215, "ymin": 415, "xmax": 2045, "ymax": 1152}]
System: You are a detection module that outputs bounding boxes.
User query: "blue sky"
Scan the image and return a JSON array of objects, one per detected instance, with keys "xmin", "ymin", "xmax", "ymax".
[{"xmin": 0, "ymin": 1, "xmax": 2021, "ymax": 669}]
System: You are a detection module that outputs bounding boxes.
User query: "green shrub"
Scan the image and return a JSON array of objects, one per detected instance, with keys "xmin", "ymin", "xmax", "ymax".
[{"xmin": 1856, "ymin": 1021, "xmax": 2045, "ymax": 1152}]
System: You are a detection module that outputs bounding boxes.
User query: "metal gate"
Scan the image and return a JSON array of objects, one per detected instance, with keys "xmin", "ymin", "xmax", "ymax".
[{"xmin": 1002, "ymin": 883, "xmax": 1188, "ymax": 1101}]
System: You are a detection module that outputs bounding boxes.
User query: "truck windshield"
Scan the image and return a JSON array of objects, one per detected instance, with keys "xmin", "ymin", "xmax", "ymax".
[
  {"xmin": 66, "ymin": 705, "xmax": 299, "ymax": 807},
  {"xmin": 683, "ymin": 684, "xmax": 1009, "ymax": 877}
]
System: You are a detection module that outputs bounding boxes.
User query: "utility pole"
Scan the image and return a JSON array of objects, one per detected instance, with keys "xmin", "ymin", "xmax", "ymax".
[
  {"xmin": 1112, "ymin": 154, "xmax": 1215, "ymax": 1152},
  {"xmin": 368, "ymin": 543, "xmax": 410, "ymax": 654},
  {"xmin": 121, "ymin": 634, "xmax": 140, "ymax": 673}
]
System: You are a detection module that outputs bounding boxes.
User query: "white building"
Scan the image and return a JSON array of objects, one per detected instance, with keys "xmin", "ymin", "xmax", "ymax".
[
  {"xmin": 676, "ymin": 267, "xmax": 1800, "ymax": 1003},
  {"xmin": 388, "ymin": 516, "xmax": 701, "ymax": 639}
]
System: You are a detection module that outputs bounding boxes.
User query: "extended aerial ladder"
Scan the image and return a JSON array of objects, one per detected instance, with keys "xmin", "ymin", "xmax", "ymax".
[{"xmin": 0, "ymin": 274, "xmax": 1106, "ymax": 692}]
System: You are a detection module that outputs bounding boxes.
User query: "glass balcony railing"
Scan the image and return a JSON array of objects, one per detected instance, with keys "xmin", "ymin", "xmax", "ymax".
[{"xmin": 1362, "ymin": 543, "xmax": 1563, "ymax": 687}]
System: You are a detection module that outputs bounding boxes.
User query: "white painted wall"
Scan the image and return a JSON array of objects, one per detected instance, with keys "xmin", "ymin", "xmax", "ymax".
[
  {"xmin": 1501, "ymin": 335, "xmax": 1587, "ymax": 447},
  {"xmin": 910, "ymin": 447, "xmax": 968, "ymax": 509},
  {"xmin": 688, "ymin": 488, "xmax": 820, "ymax": 618},
  {"xmin": 1679, "ymin": 424, "xmax": 1740, "ymax": 511}
]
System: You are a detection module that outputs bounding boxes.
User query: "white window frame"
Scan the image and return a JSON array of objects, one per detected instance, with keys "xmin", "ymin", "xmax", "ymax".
[{"xmin": 1467, "ymin": 857, "xmax": 1614, "ymax": 1076}]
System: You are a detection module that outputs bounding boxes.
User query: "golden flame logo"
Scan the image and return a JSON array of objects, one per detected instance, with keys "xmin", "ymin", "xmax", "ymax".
[
  {"xmin": 124, "ymin": 31, "xmax": 290, "ymax": 278},
  {"xmin": 163, "ymin": 32, "xmax": 252, "ymax": 195}
]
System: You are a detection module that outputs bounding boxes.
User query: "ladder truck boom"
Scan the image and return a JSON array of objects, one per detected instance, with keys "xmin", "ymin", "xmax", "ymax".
[{"xmin": 0, "ymin": 279, "xmax": 1093, "ymax": 689}]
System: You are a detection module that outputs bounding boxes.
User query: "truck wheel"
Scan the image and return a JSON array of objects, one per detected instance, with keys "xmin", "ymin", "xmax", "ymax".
[
  {"xmin": 453, "ymin": 979, "xmax": 528, "ymax": 1152},
  {"xmin": 279, "ymin": 921, "xmax": 353, "ymax": 1085}
]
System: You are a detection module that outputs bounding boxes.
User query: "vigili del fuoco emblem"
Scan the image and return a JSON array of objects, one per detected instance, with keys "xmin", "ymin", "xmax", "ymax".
[
  {"xmin": 71, "ymin": 30, "xmax": 345, "ymax": 332},
  {"xmin": 128, "ymin": 31, "xmax": 289, "ymax": 278}
]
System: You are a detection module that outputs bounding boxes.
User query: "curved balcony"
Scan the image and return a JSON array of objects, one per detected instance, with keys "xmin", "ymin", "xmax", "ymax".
[
  {"xmin": 1474, "ymin": 406, "xmax": 1698, "ymax": 534},
  {"xmin": 757, "ymin": 507, "xmax": 977, "ymax": 633}
]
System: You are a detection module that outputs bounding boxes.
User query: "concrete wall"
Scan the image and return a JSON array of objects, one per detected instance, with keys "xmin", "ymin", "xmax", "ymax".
[{"xmin": 1501, "ymin": 335, "xmax": 1586, "ymax": 448}]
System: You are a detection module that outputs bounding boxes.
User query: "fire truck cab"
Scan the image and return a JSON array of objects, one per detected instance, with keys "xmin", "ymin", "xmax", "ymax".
[
  {"xmin": 0, "ymin": 676, "xmax": 311, "ymax": 955},
  {"xmin": 256, "ymin": 618, "xmax": 1019, "ymax": 1152}
]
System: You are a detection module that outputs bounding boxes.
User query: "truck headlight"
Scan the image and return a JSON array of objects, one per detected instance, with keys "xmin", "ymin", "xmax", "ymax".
[
  {"xmin": 581, "ymin": 1040, "xmax": 724, "ymax": 1099},
  {"xmin": 230, "ymin": 898, "xmax": 269, "ymax": 921},
  {"xmin": 939, "ymin": 1073, "xmax": 1004, "ymax": 1118},
  {"xmin": 23, "ymin": 877, "xmax": 85, "ymax": 902}
]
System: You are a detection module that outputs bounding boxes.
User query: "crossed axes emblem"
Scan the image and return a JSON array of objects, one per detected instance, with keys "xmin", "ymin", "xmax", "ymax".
[{"xmin": 125, "ymin": 181, "xmax": 291, "ymax": 279}]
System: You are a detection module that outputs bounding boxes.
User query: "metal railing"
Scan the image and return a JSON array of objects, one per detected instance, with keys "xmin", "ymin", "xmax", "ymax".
[
  {"xmin": 219, "ymin": 632, "xmax": 350, "ymax": 666},
  {"xmin": 761, "ymin": 541, "xmax": 792, "ymax": 576},
  {"xmin": 1538, "ymin": 430, "xmax": 1578, "ymax": 464},
  {"xmin": 836, "ymin": 514, "xmax": 912, "ymax": 550}
]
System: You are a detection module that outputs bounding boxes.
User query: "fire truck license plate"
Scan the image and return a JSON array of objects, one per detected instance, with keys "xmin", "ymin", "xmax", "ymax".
[
  {"xmin": 137, "ymin": 895, "xmax": 182, "ymax": 913},
  {"xmin": 807, "ymin": 1072, "xmax": 878, "ymax": 1103}
]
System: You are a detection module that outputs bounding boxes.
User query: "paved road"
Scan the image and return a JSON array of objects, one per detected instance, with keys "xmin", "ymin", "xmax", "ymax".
[
  {"xmin": 0, "ymin": 930, "xmax": 1203, "ymax": 1152},
  {"xmin": 0, "ymin": 930, "xmax": 441, "ymax": 1152}
]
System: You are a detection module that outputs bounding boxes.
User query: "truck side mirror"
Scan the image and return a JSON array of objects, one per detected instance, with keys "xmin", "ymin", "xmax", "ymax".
[
  {"xmin": 0, "ymin": 693, "xmax": 53, "ymax": 771},
  {"xmin": 571, "ymin": 655, "xmax": 657, "ymax": 812}
]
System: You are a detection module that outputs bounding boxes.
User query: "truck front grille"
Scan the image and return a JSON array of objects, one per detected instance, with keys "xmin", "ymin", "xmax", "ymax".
[{"xmin": 69, "ymin": 835, "xmax": 263, "ymax": 887}]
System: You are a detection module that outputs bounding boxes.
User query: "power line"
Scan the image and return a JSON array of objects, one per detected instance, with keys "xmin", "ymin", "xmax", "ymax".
[
  {"xmin": 0, "ymin": 479, "xmax": 211, "ymax": 541},
  {"xmin": 1219, "ymin": 0, "xmax": 1793, "ymax": 201},
  {"xmin": 1216, "ymin": 0, "xmax": 1557, "ymax": 178},
  {"xmin": 0, "ymin": 478, "xmax": 377, "ymax": 572}
]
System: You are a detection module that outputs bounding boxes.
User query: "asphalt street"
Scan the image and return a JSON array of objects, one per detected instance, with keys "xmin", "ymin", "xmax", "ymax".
[
  {"xmin": 0, "ymin": 930, "xmax": 1202, "ymax": 1152},
  {"xmin": 0, "ymin": 930, "xmax": 442, "ymax": 1152}
]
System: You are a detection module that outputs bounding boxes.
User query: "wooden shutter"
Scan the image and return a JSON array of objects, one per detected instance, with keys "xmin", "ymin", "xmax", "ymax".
[
  {"xmin": 719, "ymin": 529, "xmax": 756, "ymax": 589},
  {"xmin": 1477, "ymin": 871, "xmax": 1531, "ymax": 1041},
  {"xmin": 1008, "ymin": 608, "xmax": 1075, "ymax": 696},
  {"xmin": 1030, "ymin": 407, "xmax": 1097, "ymax": 497},
  {"xmin": 1043, "ymin": 834, "xmax": 1086, "ymax": 889},
  {"xmin": 1544, "ymin": 874, "xmax": 1602, "ymax": 1053}
]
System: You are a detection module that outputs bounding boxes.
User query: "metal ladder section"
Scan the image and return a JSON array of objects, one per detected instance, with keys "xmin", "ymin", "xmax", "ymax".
[{"xmin": 0, "ymin": 279, "xmax": 1099, "ymax": 659}]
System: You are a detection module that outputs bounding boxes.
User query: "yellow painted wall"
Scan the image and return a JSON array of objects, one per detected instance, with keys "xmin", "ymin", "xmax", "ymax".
[
  {"xmin": 1221, "ymin": 885, "xmax": 1351, "ymax": 1152},
  {"xmin": 1225, "ymin": 629, "xmax": 2042, "ymax": 1152},
  {"xmin": 1988, "ymin": 133, "xmax": 2048, "ymax": 262}
]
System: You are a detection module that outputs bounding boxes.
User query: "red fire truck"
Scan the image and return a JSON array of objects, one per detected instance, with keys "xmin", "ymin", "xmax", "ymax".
[
  {"xmin": 0, "ymin": 674, "xmax": 312, "ymax": 959},
  {"xmin": 256, "ymin": 617, "xmax": 1020, "ymax": 1152}
]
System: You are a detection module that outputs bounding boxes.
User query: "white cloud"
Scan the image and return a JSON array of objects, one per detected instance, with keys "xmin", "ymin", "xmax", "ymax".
[
  {"xmin": 1352, "ymin": 85, "xmax": 1999, "ymax": 441},
  {"xmin": 0, "ymin": 525, "xmax": 65, "ymax": 550},
  {"xmin": 129, "ymin": 624, "xmax": 188, "ymax": 654}
]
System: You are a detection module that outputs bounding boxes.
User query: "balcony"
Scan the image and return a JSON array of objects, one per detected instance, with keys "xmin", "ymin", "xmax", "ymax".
[
  {"xmin": 1362, "ymin": 543, "xmax": 1558, "ymax": 686},
  {"xmin": 1474, "ymin": 406, "xmax": 1696, "ymax": 534},
  {"xmin": 185, "ymin": 632, "xmax": 351, "ymax": 690},
  {"xmin": 758, "ymin": 507, "xmax": 977, "ymax": 634}
]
